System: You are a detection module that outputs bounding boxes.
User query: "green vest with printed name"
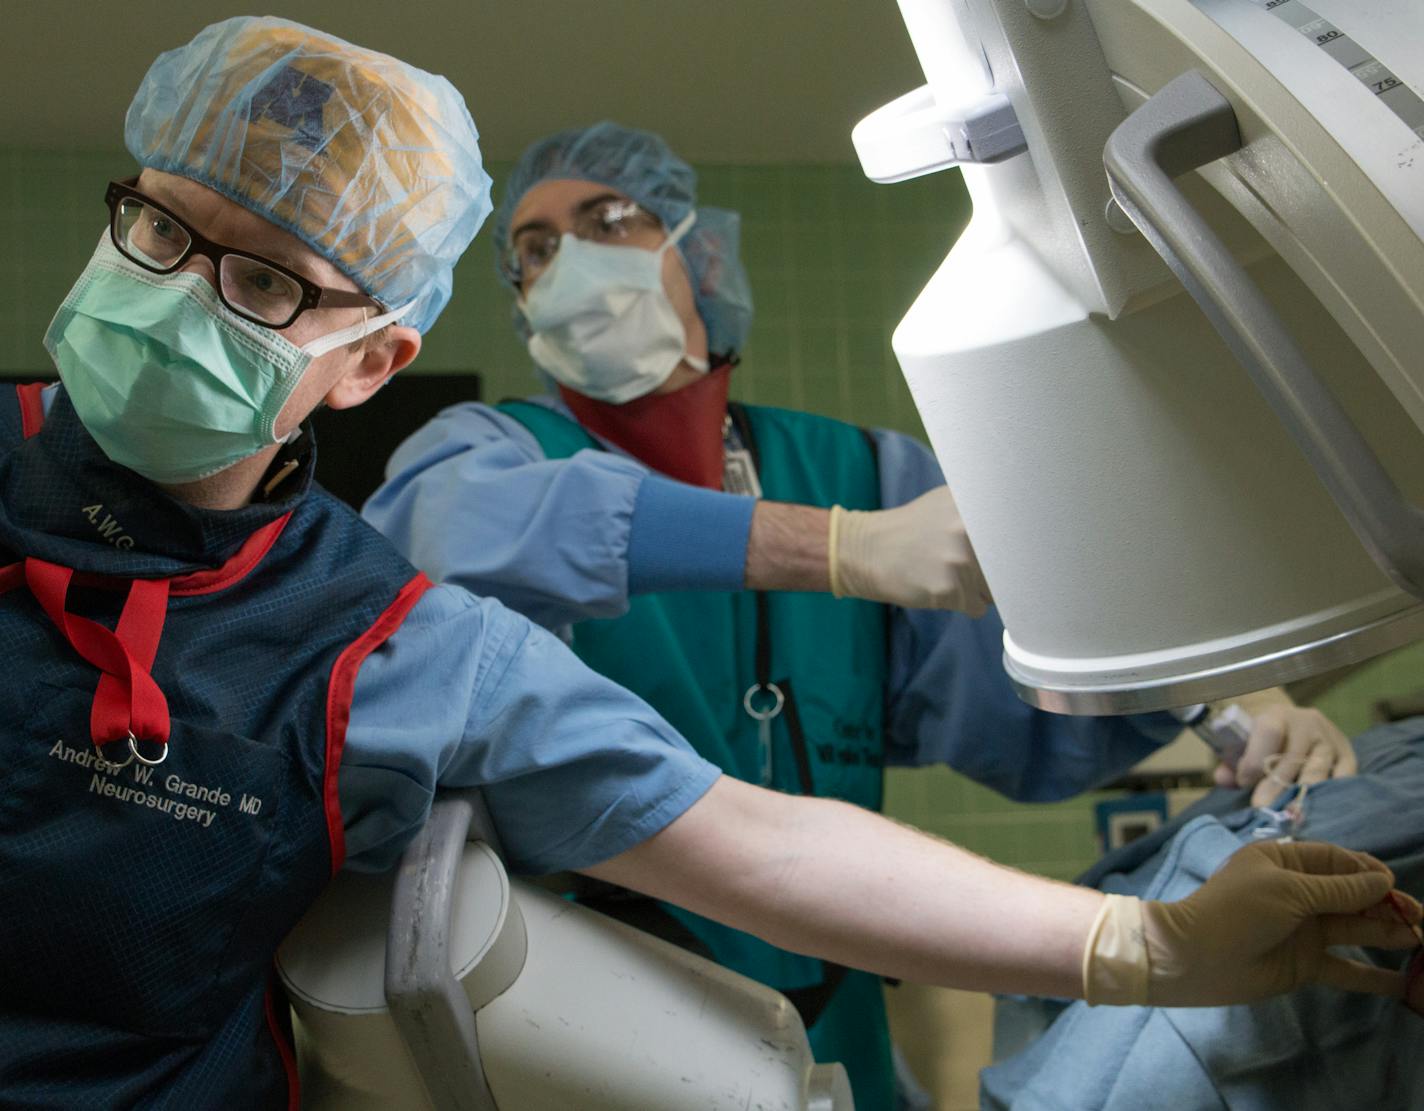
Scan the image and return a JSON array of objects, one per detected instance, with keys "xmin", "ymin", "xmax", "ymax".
[{"xmin": 499, "ymin": 399, "xmax": 895, "ymax": 1111}]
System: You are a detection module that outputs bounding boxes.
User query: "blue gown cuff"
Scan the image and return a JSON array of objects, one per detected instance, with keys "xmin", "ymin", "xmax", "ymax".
[
  {"xmin": 1132, "ymin": 710, "xmax": 1188, "ymax": 746},
  {"xmin": 627, "ymin": 475, "xmax": 755, "ymax": 594}
]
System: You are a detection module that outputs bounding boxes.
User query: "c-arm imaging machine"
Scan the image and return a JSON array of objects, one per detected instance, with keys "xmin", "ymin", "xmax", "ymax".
[{"xmin": 278, "ymin": 3, "xmax": 1424, "ymax": 1106}]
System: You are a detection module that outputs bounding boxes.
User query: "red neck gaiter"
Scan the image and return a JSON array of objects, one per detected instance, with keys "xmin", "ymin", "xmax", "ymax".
[{"xmin": 559, "ymin": 364, "xmax": 732, "ymax": 489}]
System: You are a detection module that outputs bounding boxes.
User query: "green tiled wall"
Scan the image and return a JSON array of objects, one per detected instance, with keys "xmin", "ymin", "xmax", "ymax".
[
  {"xmin": 883, "ymin": 766, "xmax": 1124, "ymax": 882},
  {"xmin": 1312, "ymin": 640, "xmax": 1424, "ymax": 736},
  {"xmin": 7, "ymin": 147, "xmax": 1421, "ymax": 881}
]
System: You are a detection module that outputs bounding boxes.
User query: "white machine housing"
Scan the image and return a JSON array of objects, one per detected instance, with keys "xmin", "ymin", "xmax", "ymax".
[
  {"xmin": 856, "ymin": 0, "xmax": 1424, "ymax": 712},
  {"xmin": 278, "ymin": 824, "xmax": 851, "ymax": 1111}
]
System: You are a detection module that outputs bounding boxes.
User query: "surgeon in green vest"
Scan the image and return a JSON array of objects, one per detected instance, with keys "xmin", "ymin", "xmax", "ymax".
[{"xmin": 364, "ymin": 121, "xmax": 1360, "ymax": 1110}]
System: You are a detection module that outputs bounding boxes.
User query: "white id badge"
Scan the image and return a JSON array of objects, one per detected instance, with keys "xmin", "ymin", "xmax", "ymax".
[{"xmin": 722, "ymin": 445, "xmax": 762, "ymax": 497}]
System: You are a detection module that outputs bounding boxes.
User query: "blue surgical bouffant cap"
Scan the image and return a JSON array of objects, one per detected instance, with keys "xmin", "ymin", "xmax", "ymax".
[
  {"xmin": 494, "ymin": 121, "xmax": 753, "ymax": 358},
  {"xmin": 125, "ymin": 16, "xmax": 492, "ymax": 333}
]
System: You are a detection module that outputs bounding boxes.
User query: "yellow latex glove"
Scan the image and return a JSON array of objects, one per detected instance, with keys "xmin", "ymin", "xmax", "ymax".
[
  {"xmin": 1214, "ymin": 704, "xmax": 1358, "ymax": 807},
  {"xmin": 828, "ymin": 486, "xmax": 991, "ymax": 616},
  {"xmin": 1084, "ymin": 841, "xmax": 1423, "ymax": 1007}
]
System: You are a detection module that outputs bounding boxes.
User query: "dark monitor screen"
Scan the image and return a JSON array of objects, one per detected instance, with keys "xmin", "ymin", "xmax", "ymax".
[{"xmin": 310, "ymin": 374, "xmax": 481, "ymax": 509}]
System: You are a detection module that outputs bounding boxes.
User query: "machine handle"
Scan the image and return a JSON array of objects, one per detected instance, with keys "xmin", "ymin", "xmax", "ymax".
[
  {"xmin": 1103, "ymin": 69, "xmax": 1424, "ymax": 599},
  {"xmin": 385, "ymin": 791, "xmax": 501, "ymax": 1111},
  {"xmin": 853, "ymin": 84, "xmax": 1026, "ymax": 183}
]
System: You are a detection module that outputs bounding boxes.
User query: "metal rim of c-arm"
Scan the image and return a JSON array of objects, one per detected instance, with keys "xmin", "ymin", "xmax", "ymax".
[{"xmin": 1006, "ymin": 600, "xmax": 1424, "ymax": 716}]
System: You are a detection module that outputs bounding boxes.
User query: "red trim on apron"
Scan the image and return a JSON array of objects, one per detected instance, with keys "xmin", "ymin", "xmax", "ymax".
[
  {"xmin": 2, "ymin": 514, "xmax": 288, "ymax": 599},
  {"xmin": 169, "ymin": 514, "xmax": 292, "ymax": 596},
  {"xmin": 322, "ymin": 572, "xmax": 433, "ymax": 874},
  {"xmin": 16, "ymin": 382, "xmax": 48, "ymax": 439},
  {"xmin": 263, "ymin": 975, "xmax": 302, "ymax": 1111}
]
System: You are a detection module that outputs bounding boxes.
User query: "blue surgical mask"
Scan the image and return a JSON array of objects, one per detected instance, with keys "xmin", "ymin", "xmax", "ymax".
[
  {"xmin": 43, "ymin": 237, "xmax": 408, "ymax": 485},
  {"xmin": 520, "ymin": 211, "xmax": 709, "ymax": 404}
]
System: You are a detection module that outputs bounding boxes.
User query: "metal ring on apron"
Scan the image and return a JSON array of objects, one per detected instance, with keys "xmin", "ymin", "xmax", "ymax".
[
  {"xmin": 96, "ymin": 737, "xmax": 136, "ymax": 771},
  {"xmin": 742, "ymin": 681, "xmax": 785, "ymax": 721},
  {"xmin": 127, "ymin": 731, "xmax": 170, "ymax": 767}
]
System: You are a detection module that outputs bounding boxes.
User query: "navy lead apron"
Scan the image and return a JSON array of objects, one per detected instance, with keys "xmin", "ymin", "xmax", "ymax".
[{"xmin": 0, "ymin": 385, "xmax": 429, "ymax": 1109}]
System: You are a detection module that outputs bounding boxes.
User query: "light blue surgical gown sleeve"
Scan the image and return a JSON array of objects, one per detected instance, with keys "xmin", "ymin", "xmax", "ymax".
[
  {"xmin": 363, "ymin": 402, "xmax": 754, "ymax": 632},
  {"xmin": 337, "ymin": 583, "xmax": 722, "ymax": 875},
  {"xmin": 870, "ymin": 429, "xmax": 1181, "ymax": 801}
]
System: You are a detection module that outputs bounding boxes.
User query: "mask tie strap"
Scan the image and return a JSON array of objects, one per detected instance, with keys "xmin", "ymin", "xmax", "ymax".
[
  {"xmin": 299, "ymin": 299, "xmax": 416, "ymax": 360},
  {"xmin": 24, "ymin": 559, "xmax": 171, "ymax": 766},
  {"xmin": 660, "ymin": 211, "xmax": 710, "ymax": 372},
  {"xmin": 661, "ymin": 209, "xmax": 698, "ymax": 250}
]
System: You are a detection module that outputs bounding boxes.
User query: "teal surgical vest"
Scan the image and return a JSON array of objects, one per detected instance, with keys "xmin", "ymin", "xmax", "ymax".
[{"xmin": 500, "ymin": 399, "xmax": 896, "ymax": 1110}]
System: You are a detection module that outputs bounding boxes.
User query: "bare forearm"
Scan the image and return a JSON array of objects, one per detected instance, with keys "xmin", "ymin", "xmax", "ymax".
[
  {"xmin": 585, "ymin": 777, "xmax": 1101, "ymax": 998},
  {"xmin": 744, "ymin": 502, "xmax": 830, "ymax": 593}
]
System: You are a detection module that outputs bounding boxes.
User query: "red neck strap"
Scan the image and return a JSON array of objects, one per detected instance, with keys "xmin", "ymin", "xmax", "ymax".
[
  {"xmin": 16, "ymin": 381, "xmax": 47, "ymax": 440},
  {"xmin": 559, "ymin": 364, "xmax": 733, "ymax": 490},
  {"xmin": 23, "ymin": 558, "xmax": 171, "ymax": 754}
]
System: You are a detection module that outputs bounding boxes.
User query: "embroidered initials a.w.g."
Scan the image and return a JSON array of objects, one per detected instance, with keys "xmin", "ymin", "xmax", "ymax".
[{"xmin": 81, "ymin": 503, "xmax": 135, "ymax": 550}]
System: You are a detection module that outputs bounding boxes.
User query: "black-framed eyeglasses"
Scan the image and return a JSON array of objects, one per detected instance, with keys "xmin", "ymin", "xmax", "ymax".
[
  {"xmin": 502, "ymin": 195, "xmax": 665, "ymax": 287},
  {"xmin": 105, "ymin": 178, "xmax": 385, "ymax": 330}
]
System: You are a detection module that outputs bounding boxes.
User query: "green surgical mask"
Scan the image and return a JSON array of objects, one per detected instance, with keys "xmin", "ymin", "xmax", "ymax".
[{"xmin": 44, "ymin": 237, "xmax": 408, "ymax": 485}]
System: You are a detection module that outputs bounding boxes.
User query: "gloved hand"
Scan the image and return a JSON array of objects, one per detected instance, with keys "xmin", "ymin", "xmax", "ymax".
[
  {"xmin": 1212, "ymin": 704, "xmax": 1357, "ymax": 806},
  {"xmin": 828, "ymin": 486, "xmax": 992, "ymax": 616},
  {"xmin": 1083, "ymin": 840, "xmax": 1423, "ymax": 1007}
]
